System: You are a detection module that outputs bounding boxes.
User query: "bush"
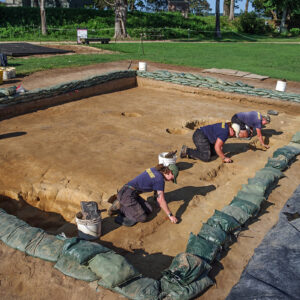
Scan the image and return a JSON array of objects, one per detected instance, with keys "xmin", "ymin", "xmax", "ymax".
[
  {"xmin": 235, "ymin": 12, "xmax": 266, "ymax": 34},
  {"xmin": 290, "ymin": 28, "xmax": 300, "ymax": 36}
]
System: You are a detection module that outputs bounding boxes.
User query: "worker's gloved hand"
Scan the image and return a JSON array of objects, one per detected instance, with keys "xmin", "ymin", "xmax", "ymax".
[
  {"xmin": 169, "ymin": 215, "xmax": 178, "ymax": 224},
  {"xmin": 223, "ymin": 157, "xmax": 233, "ymax": 163}
]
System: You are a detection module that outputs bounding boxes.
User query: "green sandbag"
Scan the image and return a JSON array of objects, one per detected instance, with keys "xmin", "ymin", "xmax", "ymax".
[
  {"xmin": 287, "ymin": 142, "xmax": 300, "ymax": 151},
  {"xmin": 98, "ymin": 277, "xmax": 161, "ymax": 300},
  {"xmin": 162, "ymin": 275, "xmax": 214, "ymax": 300},
  {"xmin": 255, "ymin": 167, "xmax": 284, "ymax": 180},
  {"xmin": 206, "ymin": 210, "xmax": 241, "ymax": 233},
  {"xmin": 89, "ymin": 252, "xmax": 141, "ymax": 288},
  {"xmin": 236, "ymin": 191, "xmax": 265, "ymax": 206},
  {"xmin": 0, "ymin": 86, "xmax": 17, "ymax": 97},
  {"xmin": 284, "ymin": 145, "xmax": 300, "ymax": 155},
  {"xmin": 241, "ymin": 184, "xmax": 266, "ymax": 196},
  {"xmin": 61, "ymin": 237, "xmax": 110, "ymax": 264},
  {"xmin": 247, "ymin": 177, "xmax": 275, "ymax": 193},
  {"xmin": 186, "ymin": 233, "xmax": 220, "ymax": 263},
  {"xmin": 221, "ymin": 205, "xmax": 250, "ymax": 225},
  {"xmin": 25, "ymin": 231, "xmax": 65, "ymax": 262},
  {"xmin": 273, "ymin": 147, "xmax": 296, "ymax": 161},
  {"xmin": 161, "ymin": 253, "xmax": 211, "ymax": 286},
  {"xmin": 1, "ymin": 221, "xmax": 43, "ymax": 252},
  {"xmin": 265, "ymin": 155, "xmax": 289, "ymax": 170},
  {"xmin": 54, "ymin": 255, "xmax": 98, "ymax": 282},
  {"xmin": 291, "ymin": 131, "xmax": 300, "ymax": 144},
  {"xmin": 198, "ymin": 223, "xmax": 228, "ymax": 247},
  {"xmin": 0, "ymin": 209, "xmax": 27, "ymax": 238},
  {"xmin": 230, "ymin": 197, "xmax": 260, "ymax": 216}
]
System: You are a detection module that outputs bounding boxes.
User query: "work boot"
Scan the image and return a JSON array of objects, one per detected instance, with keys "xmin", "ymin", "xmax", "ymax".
[
  {"xmin": 108, "ymin": 199, "xmax": 120, "ymax": 217},
  {"xmin": 180, "ymin": 145, "xmax": 187, "ymax": 158},
  {"xmin": 114, "ymin": 214, "xmax": 136, "ymax": 227}
]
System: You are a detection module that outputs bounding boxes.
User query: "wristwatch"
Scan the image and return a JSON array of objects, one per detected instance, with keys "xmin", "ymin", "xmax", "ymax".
[{"xmin": 168, "ymin": 212, "xmax": 173, "ymax": 217}]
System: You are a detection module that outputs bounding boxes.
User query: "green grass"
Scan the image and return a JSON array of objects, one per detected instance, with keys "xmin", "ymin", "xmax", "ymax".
[{"xmin": 10, "ymin": 42, "xmax": 300, "ymax": 82}]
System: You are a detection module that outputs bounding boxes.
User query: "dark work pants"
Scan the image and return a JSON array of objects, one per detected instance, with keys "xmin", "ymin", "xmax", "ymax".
[
  {"xmin": 117, "ymin": 186, "xmax": 152, "ymax": 223},
  {"xmin": 186, "ymin": 129, "xmax": 215, "ymax": 162},
  {"xmin": 231, "ymin": 114, "xmax": 246, "ymax": 130}
]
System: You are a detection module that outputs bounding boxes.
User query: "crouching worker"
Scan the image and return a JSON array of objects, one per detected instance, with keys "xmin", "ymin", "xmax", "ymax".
[
  {"xmin": 231, "ymin": 111, "xmax": 270, "ymax": 148},
  {"xmin": 108, "ymin": 164, "xmax": 179, "ymax": 227},
  {"xmin": 180, "ymin": 122, "xmax": 236, "ymax": 163}
]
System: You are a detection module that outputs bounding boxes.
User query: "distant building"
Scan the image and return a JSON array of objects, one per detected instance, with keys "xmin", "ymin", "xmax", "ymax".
[
  {"xmin": 5, "ymin": 0, "xmax": 92, "ymax": 8},
  {"xmin": 168, "ymin": 0, "xmax": 189, "ymax": 18}
]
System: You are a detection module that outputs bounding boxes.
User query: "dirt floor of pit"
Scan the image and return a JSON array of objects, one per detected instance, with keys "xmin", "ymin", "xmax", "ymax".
[{"xmin": 1, "ymin": 54, "xmax": 300, "ymax": 300}]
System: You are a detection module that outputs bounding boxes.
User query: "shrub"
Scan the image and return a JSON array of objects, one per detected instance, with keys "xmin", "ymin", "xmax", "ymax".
[
  {"xmin": 290, "ymin": 28, "xmax": 300, "ymax": 36},
  {"xmin": 235, "ymin": 12, "xmax": 266, "ymax": 34}
]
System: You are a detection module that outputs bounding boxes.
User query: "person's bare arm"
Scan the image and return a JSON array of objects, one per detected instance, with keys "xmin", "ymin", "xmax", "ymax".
[
  {"xmin": 156, "ymin": 190, "xmax": 178, "ymax": 223},
  {"xmin": 215, "ymin": 138, "xmax": 232, "ymax": 163},
  {"xmin": 256, "ymin": 128, "xmax": 269, "ymax": 149}
]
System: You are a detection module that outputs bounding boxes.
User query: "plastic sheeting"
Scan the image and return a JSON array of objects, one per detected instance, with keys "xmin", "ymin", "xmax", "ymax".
[{"xmin": 226, "ymin": 185, "xmax": 300, "ymax": 300}]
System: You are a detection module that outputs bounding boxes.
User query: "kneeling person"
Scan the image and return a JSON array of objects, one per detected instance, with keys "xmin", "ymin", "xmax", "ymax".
[
  {"xmin": 109, "ymin": 164, "xmax": 179, "ymax": 226},
  {"xmin": 231, "ymin": 111, "xmax": 270, "ymax": 148},
  {"xmin": 180, "ymin": 122, "xmax": 235, "ymax": 163}
]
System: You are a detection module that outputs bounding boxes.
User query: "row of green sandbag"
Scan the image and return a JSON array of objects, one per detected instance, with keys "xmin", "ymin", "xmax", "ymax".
[
  {"xmin": 99, "ymin": 252, "xmax": 214, "ymax": 300},
  {"xmin": 265, "ymin": 142, "xmax": 300, "ymax": 171},
  {"xmin": 0, "ymin": 208, "xmax": 163, "ymax": 298},
  {"xmin": 90, "ymin": 132, "xmax": 300, "ymax": 299}
]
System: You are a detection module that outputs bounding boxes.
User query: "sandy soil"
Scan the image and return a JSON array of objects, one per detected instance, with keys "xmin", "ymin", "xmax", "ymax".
[{"xmin": 0, "ymin": 45, "xmax": 300, "ymax": 300}]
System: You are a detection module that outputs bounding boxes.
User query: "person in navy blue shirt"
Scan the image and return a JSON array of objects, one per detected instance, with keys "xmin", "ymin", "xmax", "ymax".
[
  {"xmin": 180, "ymin": 122, "xmax": 236, "ymax": 163},
  {"xmin": 108, "ymin": 164, "xmax": 179, "ymax": 226},
  {"xmin": 231, "ymin": 111, "xmax": 270, "ymax": 148}
]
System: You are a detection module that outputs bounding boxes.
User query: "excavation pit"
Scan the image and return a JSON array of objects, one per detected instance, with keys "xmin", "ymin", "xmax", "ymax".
[{"xmin": 0, "ymin": 73, "xmax": 300, "ymax": 299}]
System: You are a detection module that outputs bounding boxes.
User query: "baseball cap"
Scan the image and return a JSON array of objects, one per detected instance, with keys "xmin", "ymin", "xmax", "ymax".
[
  {"xmin": 262, "ymin": 114, "xmax": 271, "ymax": 123},
  {"xmin": 168, "ymin": 164, "xmax": 179, "ymax": 184}
]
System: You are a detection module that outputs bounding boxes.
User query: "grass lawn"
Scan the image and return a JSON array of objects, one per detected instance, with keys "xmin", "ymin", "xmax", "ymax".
[{"xmin": 9, "ymin": 42, "xmax": 300, "ymax": 82}]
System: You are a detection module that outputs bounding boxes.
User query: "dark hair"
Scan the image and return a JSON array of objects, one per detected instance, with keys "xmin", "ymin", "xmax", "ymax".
[{"xmin": 155, "ymin": 164, "xmax": 170, "ymax": 174}]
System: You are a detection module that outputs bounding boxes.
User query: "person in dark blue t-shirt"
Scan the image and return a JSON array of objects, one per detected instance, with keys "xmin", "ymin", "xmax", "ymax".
[
  {"xmin": 108, "ymin": 164, "xmax": 179, "ymax": 226},
  {"xmin": 180, "ymin": 122, "xmax": 236, "ymax": 163},
  {"xmin": 231, "ymin": 111, "xmax": 271, "ymax": 149}
]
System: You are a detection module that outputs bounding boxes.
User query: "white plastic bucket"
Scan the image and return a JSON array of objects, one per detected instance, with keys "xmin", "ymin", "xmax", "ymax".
[
  {"xmin": 75, "ymin": 215, "xmax": 102, "ymax": 240},
  {"xmin": 158, "ymin": 152, "xmax": 177, "ymax": 166},
  {"xmin": 275, "ymin": 80, "xmax": 286, "ymax": 92},
  {"xmin": 139, "ymin": 61, "xmax": 147, "ymax": 71}
]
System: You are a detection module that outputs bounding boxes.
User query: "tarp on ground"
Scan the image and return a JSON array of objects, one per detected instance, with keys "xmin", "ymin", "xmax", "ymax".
[
  {"xmin": 0, "ymin": 43, "xmax": 72, "ymax": 57},
  {"xmin": 226, "ymin": 185, "xmax": 300, "ymax": 300}
]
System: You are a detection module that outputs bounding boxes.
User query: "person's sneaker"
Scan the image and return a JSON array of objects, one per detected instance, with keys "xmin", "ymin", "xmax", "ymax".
[
  {"xmin": 108, "ymin": 199, "xmax": 120, "ymax": 216},
  {"xmin": 114, "ymin": 214, "xmax": 136, "ymax": 227},
  {"xmin": 180, "ymin": 145, "xmax": 187, "ymax": 158}
]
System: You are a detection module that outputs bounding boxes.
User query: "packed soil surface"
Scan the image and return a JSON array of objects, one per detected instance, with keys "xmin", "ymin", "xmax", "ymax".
[{"xmin": 1, "ymin": 45, "xmax": 300, "ymax": 300}]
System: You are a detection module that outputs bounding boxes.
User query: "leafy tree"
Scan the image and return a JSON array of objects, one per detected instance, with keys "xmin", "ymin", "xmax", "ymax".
[
  {"xmin": 94, "ymin": 0, "xmax": 129, "ymax": 38},
  {"xmin": 252, "ymin": 0, "xmax": 300, "ymax": 31},
  {"xmin": 189, "ymin": 0, "xmax": 211, "ymax": 16}
]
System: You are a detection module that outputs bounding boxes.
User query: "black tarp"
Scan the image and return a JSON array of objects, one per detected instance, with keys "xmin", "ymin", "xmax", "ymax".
[
  {"xmin": 226, "ymin": 185, "xmax": 300, "ymax": 300},
  {"xmin": 0, "ymin": 43, "xmax": 72, "ymax": 57}
]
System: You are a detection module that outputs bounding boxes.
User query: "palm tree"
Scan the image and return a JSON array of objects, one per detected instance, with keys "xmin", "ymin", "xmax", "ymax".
[
  {"xmin": 40, "ymin": 0, "xmax": 47, "ymax": 36},
  {"xmin": 229, "ymin": 0, "xmax": 235, "ymax": 20},
  {"xmin": 215, "ymin": 0, "xmax": 221, "ymax": 38}
]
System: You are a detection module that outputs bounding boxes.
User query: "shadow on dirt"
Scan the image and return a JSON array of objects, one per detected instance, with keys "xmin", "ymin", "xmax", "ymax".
[{"xmin": 0, "ymin": 131, "xmax": 27, "ymax": 139}]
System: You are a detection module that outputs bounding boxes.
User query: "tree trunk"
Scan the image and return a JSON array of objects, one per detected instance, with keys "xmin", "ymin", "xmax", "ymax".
[
  {"xmin": 114, "ymin": 0, "xmax": 129, "ymax": 39},
  {"xmin": 223, "ymin": 0, "xmax": 230, "ymax": 17},
  {"xmin": 40, "ymin": 0, "xmax": 47, "ymax": 36},
  {"xmin": 229, "ymin": 0, "xmax": 235, "ymax": 20},
  {"xmin": 245, "ymin": 0, "xmax": 249, "ymax": 13},
  {"xmin": 280, "ymin": 7, "xmax": 288, "ymax": 33},
  {"xmin": 215, "ymin": 0, "xmax": 221, "ymax": 38}
]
